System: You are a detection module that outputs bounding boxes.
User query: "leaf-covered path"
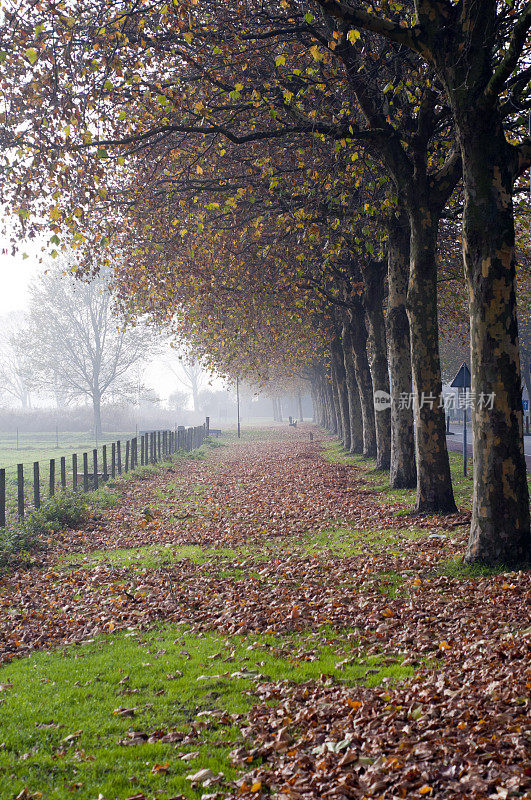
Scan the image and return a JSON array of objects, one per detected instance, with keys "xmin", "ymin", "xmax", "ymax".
[{"xmin": 0, "ymin": 427, "xmax": 529, "ymax": 799}]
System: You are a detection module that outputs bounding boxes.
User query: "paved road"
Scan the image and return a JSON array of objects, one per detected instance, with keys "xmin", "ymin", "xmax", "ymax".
[{"xmin": 446, "ymin": 424, "xmax": 531, "ymax": 471}]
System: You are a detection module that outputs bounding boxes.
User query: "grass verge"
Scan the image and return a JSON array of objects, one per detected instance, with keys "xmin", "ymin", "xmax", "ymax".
[{"xmin": 0, "ymin": 625, "xmax": 413, "ymax": 800}]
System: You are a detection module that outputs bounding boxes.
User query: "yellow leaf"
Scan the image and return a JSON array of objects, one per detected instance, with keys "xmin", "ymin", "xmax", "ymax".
[
  {"xmin": 251, "ymin": 782, "xmax": 262, "ymax": 793},
  {"xmin": 347, "ymin": 29, "xmax": 361, "ymax": 43},
  {"xmin": 50, "ymin": 207, "xmax": 61, "ymax": 221},
  {"xmin": 419, "ymin": 786, "xmax": 432, "ymax": 796},
  {"xmin": 183, "ymin": 31, "xmax": 193, "ymax": 44},
  {"xmin": 196, "ymin": 165, "xmax": 203, "ymax": 174},
  {"xmin": 275, "ymin": 55, "xmax": 286, "ymax": 66},
  {"xmin": 310, "ymin": 45, "xmax": 323, "ymax": 61},
  {"xmin": 25, "ymin": 47, "xmax": 38, "ymax": 65}
]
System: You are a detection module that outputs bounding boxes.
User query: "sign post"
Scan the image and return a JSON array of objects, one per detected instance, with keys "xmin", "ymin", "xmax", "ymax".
[{"xmin": 450, "ymin": 362, "xmax": 471, "ymax": 476}]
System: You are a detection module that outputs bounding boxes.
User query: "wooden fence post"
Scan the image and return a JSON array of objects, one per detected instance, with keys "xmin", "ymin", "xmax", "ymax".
[
  {"xmin": 205, "ymin": 416, "xmax": 210, "ymax": 434},
  {"xmin": 73, "ymin": 454, "xmax": 78, "ymax": 492},
  {"xmin": 157, "ymin": 431, "xmax": 161, "ymax": 461},
  {"xmin": 117, "ymin": 441, "xmax": 122, "ymax": 474},
  {"xmin": 17, "ymin": 464, "xmax": 24, "ymax": 518},
  {"xmin": 49, "ymin": 459, "xmax": 55, "ymax": 497},
  {"xmin": 83, "ymin": 453, "xmax": 89, "ymax": 492},
  {"xmin": 61, "ymin": 457, "xmax": 66, "ymax": 489},
  {"xmin": 93, "ymin": 449, "xmax": 99, "ymax": 490},
  {"xmin": 33, "ymin": 462, "xmax": 40, "ymax": 510},
  {"xmin": 125, "ymin": 440, "xmax": 130, "ymax": 472},
  {"xmin": 0, "ymin": 469, "xmax": 5, "ymax": 528},
  {"xmin": 111, "ymin": 443, "xmax": 116, "ymax": 478},
  {"xmin": 102, "ymin": 445, "xmax": 108, "ymax": 482}
]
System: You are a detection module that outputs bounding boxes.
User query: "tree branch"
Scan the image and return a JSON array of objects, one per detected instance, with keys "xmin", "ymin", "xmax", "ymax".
[
  {"xmin": 485, "ymin": 2, "xmax": 531, "ymax": 104},
  {"xmin": 315, "ymin": 0, "xmax": 421, "ymax": 51}
]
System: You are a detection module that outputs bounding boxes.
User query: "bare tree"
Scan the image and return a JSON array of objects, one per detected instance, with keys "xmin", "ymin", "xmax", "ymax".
[
  {"xmin": 0, "ymin": 312, "xmax": 34, "ymax": 408},
  {"xmin": 166, "ymin": 356, "xmax": 205, "ymax": 413},
  {"xmin": 22, "ymin": 264, "xmax": 153, "ymax": 435}
]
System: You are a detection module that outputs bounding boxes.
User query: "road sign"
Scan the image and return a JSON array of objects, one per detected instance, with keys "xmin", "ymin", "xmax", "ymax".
[
  {"xmin": 524, "ymin": 399, "xmax": 529, "ymax": 412},
  {"xmin": 450, "ymin": 362, "xmax": 471, "ymax": 389}
]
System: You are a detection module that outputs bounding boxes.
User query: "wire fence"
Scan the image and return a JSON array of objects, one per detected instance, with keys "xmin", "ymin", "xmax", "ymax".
[{"xmin": 0, "ymin": 419, "xmax": 211, "ymax": 529}]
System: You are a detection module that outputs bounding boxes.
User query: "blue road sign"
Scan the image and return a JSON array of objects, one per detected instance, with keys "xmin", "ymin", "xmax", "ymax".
[{"xmin": 450, "ymin": 362, "xmax": 471, "ymax": 389}]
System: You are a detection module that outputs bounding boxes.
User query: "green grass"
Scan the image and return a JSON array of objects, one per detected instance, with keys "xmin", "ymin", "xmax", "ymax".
[
  {"xmin": 58, "ymin": 543, "xmax": 240, "ymax": 571},
  {"xmin": 87, "ymin": 485, "xmax": 120, "ymax": 509},
  {"xmin": 0, "ymin": 626, "xmax": 413, "ymax": 800},
  {"xmin": 437, "ymin": 556, "xmax": 510, "ymax": 579}
]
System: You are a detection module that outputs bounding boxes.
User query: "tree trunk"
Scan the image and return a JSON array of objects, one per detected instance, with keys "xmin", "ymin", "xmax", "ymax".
[
  {"xmin": 331, "ymin": 369, "xmax": 344, "ymax": 443},
  {"xmin": 458, "ymin": 119, "xmax": 530, "ymax": 564},
  {"xmin": 346, "ymin": 309, "xmax": 377, "ymax": 457},
  {"xmin": 342, "ymin": 324, "xmax": 364, "ymax": 453},
  {"xmin": 331, "ymin": 336, "xmax": 351, "ymax": 450},
  {"xmin": 386, "ymin": 212, "xmax": 417, "ymax": 488},
  {"xmin": 93, "ymin": 390, "xmax": 102, "ymax": 437},
  {"xmin": 363, "ymin": 259, "xmax": 391, "ymax": 470},
  {"xmin": 328, "ymin": 374, "xmax": 339, "ymax": 433},
  {"xmin": 310, "ymin": 381, "xmax": 319, "ymax": 425},
  {"xmin": 407, "ymin": 209, "xmax": 456, "ymax": 513},
  {"xmin": 317, "ymin": 377, "xmax": 327, "ymax": 429},
  {"xmin": 297, "ymin": 390, "xmax": 304, "ymax": 422},
  {"xmin": 318, "ymin": 374, "xmax": 331, "ymax": 430}
]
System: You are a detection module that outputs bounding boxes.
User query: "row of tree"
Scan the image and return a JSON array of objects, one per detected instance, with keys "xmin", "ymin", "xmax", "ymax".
[{"xmin": 1, "ymin": 0, "xmax": 531, "ymax": 564}]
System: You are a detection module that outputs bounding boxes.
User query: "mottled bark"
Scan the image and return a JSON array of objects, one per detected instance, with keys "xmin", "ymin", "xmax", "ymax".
[
  {"xmin": 363, "ymin": 259, "xmax": 391, "ymax": 470},
  {"xmin": 409, "ymin": 0, "xmax": 531, "ymax": 561},
  {"xmin": 386, "ymin": 212, "xmax": 417, "ymax": 488},
  {"xmin": 407, "ymin": 209, "xmax": 457, "ymax": 513},
  {"xmin": 346, "ymin": 309, "xmax": 377, "ymax": 457},
  {"xmin": 341, "ymin": 325, "xmax": 364, "ymax": 453},
  {"xmin": 458, "ymin": 120, "xmax": 530, "ymax": 564},
  {"xmin": 331, "ymin": 335, "xmax": 351, "ymax": 450}
]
